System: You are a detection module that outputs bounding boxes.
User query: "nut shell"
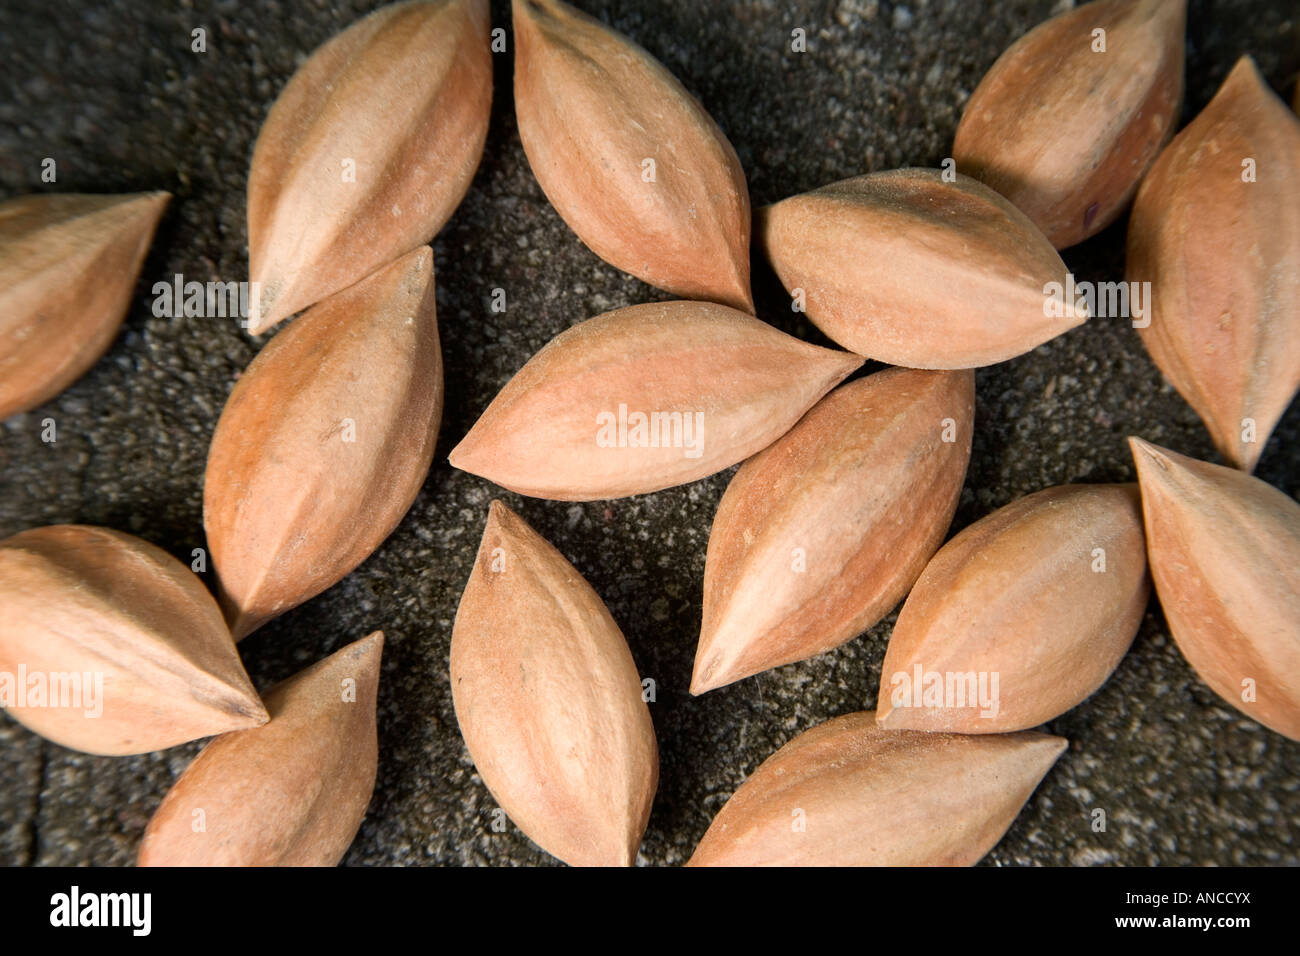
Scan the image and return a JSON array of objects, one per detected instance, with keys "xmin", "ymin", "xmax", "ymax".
[
  {"xmin": 247, "ymin": 0, "xmax": 491, "ymax": 332},
  {"xmin": 0, "ymin": 191, "xmax": 169, "ymax": 419},
  {"xmin": 1131, "ymin": 439, "xmax": 1300, "ymax": 740},
  {"xmin": 688, "ymin": 712, "xmax": 1066, "ymax": 867},
  {"xmin": 0, "ymin": 525, "xmax": 266, "ymax": 755},
  {"xmin": 954, "ymin": 0, "xmax": 1186, "ymax": 248},
  {"xmin": 449, "ymin": 301, "xmax": 861, "ymax": 500},
  {"xmin": 138, "ymin": 632, "xmax": 383, "ymax": 866},
  {"xmin": 877, "ymin": 484, "xmax": 1149, "ymax": 733},
  {"xmin": 759, "ymin": 169, "xmax": 1083, "ymax": 368},
  {"xmin": 513, "ymin": 0, "xmax": 752, "ymax": 311},
  {"xmin": 1127, "ymin": 56, "xmax": 1300, "ymax": 472},
  {"xmin": 205, "ymin": 247, "xmax": 443, "ymax": 639},
  {"xmin": 450, "ymin": 501, "xmax": 657, "ymax": 866},
  {"xmin": 694, "ymin": 367, "xmax": 974, "ymax": 693}
]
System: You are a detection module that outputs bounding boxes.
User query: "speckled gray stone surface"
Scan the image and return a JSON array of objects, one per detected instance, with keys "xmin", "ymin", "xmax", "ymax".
[{"xmin": 1, "ymin": 0, "xmax": 1297, "ymax": 867}]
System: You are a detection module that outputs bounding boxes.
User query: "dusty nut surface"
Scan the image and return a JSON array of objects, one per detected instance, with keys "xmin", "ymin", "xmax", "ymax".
[
  {"xmin": 694, "ymin": 367, "xmax": 974, "ymax": 693},
  {"xmin": 688, "ymin": 711, "xmax": 1067, "ymax": 867},
  {"xmin": 954, "ymin": 0, "xmax": 1186, "ymax": 248},
  {"xmin": 1131, "ymin": 439, "xmax": 1300, "ymax": 741},
  {"xmin": 138, "ymin": 632, "xmax": 384, "ymax": 866},
  {"xmin": 1127, "ymin": 56, "xmax": 1300, "ymax": 473},
  {"xmin": 0, "ymin": 191, "xmax": 169, "ymax": 419},
  {"xmin": 760, "ymin": 169, "xmax": 1084, "ymax": 368},
  {"xmin": 1, "ymin": 0, "xmax": 1296, "ymax": 870},
  {"xmin": 450, "ymin": 501, "xmax": 658, "ymax": 867},
  {"xmin": 0, "ymin": 525, "xmax": 266, "ymax": 756}
]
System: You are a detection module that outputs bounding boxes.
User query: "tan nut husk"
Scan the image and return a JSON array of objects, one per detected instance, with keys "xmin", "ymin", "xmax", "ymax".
[
  {"xmin": 759, "ymin": 169, "xmax": 1084, "ymax": 368},
  {"xmin": 0, "ymin": 191, "xmax": 169, "ymax": 419},
  {"xmin": 877, "ymin": 484, "xmax": 1149, "ymax": 733},
  {"xmin": 451, "ymin": 501, "xmax": 658, "ymax": 866},
  {"xmin": 692, "ymin": 367, "xmax": 974, "ymax": 694},
  {"xmin": 205, "ymin": 247, "xmax": 443, "ymax": 640},
  {"xmin": 247, "ymin": 0, "xmax": 491, "ymax": 333},
  {"xmin": 448, "ymin": 301, "xmax": 861, "ymax": 500},
  {"xmin": 687, "ymin": 712, "xmax": 1067, "ymax": 867},
  {"xmin": 1127, "ymin": 56, "xmax": 1300, "ymax": 473},
  {"xmin": 0, "ymin": 525, "xmax": 267, "ymax": 755},
  {"xmin": 513, "ymin": 0, "xmax": 753, "ymax": 312},
  {"xmin": 953, "ymin": 0, "xmax": 1186, "ymax": 248},
  {"xmin": 138, "ymin": 632, "xmax": 383, "ymax": 866},
  {"xmin": 1130, "ymin": 439, "xmax": 1300, "ymax": 740}
]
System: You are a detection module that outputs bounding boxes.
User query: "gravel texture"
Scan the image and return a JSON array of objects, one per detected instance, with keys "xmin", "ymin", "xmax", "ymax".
[{"xmin": 1, "ymin": 0, "xmax": 1298, "ymax": 867}]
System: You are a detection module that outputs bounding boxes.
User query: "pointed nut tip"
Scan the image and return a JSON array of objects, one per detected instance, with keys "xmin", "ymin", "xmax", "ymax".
[
  {"xmin": 244, "ymin": 283, "xmax": 285, "ymax": 336},
  {"xmin": 689, "ymin": 654, "xmax": 729, "ymax": 695},
  {"xmin": 1128, "ymin": 436, "xmax": 1172, "ymax": 473},
  {"xmin": 1231, "ymin": 53, "xmax": 1259, "ymax": 75},
  {"xmin": 448, "ymin": 437, "xmax": 474, "ymax": 471},
  {"xmin": 230, "ymin": 698, "xmax": 270, "ymax": 729},
  {"xmin": 343, "ymin": 631, "xmax": 386, "ymax": 675},
  {"xmin": 139, "ymin": 190, "xmax": 172, "ymax": 210},
  {"xmin": 244, "ymin": 309, "xmax": 269, "ymax": 336},
  {"xmin": 1221, "ymin": 56, "xmax": 1266, "ymax": 99},
  {"xmin": 689, "ymin": 667, "xmax": 727, "ymax": 694}
]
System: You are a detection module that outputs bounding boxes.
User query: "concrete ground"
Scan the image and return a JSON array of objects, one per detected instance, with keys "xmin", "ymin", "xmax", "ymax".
[{"xmin": 0, "ymin": 0, "xmax": 1296, "ymax": 866}]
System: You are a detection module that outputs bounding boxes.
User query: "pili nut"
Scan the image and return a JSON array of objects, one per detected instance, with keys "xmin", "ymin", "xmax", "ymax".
[
  {"xmin": 451, "ymin": 501, "xmax": 657, "ymax": 866},
  {"xmin": 449, "ymin": 301, "xmax": 862, "ymax": 500},
  {"xmin": 759, "ymin": 169, "xmax": 1085, "ymax": 369},
  {"xmin": 138, "ymin": 632, "xmax": 383, "ymax": 866},
  {"xmin": 513, "ymin": 0, "xmax": 753, "ymax": 312},
  {"xmin": 247, "ymin": 0, "xmax": 491, "ymax": 333},
  {"xmin": 0, "ymin": 525, "xmax": 266, "ymax": 756},
  {"xmin": 953, "ymin": 0, "xmax": 1186, "ymax": 249},
  {"xmin": 693, "ymin": 367, "xmax": 975, "ymax": 694},
  {"xmin": 0, "ymin": 191, "xmax": 169, "ymax": 419},
  {"xmin": 1130, "ymin": 438, "xmax": 1300, "ymax": 740},
  {"xmin": 687, "ymin": 712, "xmax": 1067, "ymax": 867},
  {"xmin": 877, "ymin": 483, "xmax": 1149, "ymax": 734},
  {"xmin": 205, "ymin": 247, "xmax": 443, "ymax": 640},
  {"xmin": 1127, "ymin": 56, "xmax": 1300, "ymax": 473}
]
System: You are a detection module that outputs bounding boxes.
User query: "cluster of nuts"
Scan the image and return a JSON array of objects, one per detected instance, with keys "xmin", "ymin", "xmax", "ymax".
[{"xmin": 0, "ymin": 0, "xmax": 1297, "ymax": 866}]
